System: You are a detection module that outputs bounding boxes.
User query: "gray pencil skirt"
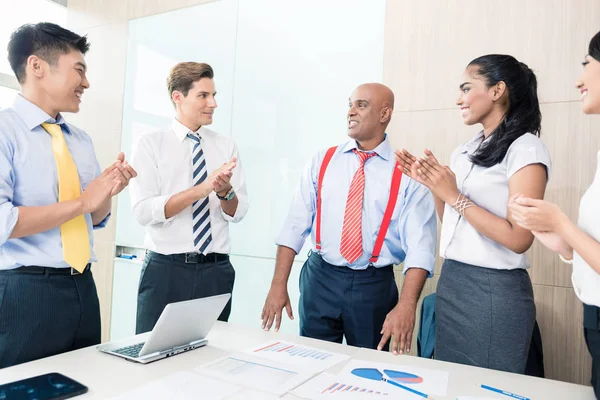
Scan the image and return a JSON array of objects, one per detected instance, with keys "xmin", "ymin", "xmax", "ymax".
[{"xmin": 435, "ymin": 259, "xmax": 536, "ymax": 374}]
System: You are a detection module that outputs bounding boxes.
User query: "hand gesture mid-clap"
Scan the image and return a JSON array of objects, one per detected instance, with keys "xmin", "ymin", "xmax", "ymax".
[
  {"xmin": 80, "ymin": 152, "xmax": 138, "ymax": 213},
  {"xmin": 395, "ymin": 148, "xmax": 459, "ymax": 204},
  {"xmin": 211, "ymin": 157, "xmax": 237, "ymax": 196}
]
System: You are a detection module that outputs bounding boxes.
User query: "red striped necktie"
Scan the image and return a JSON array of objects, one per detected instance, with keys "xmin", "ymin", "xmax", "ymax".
[{"xmin": 340, "ymin": 149, "xmax": 377, "ymax": 264}]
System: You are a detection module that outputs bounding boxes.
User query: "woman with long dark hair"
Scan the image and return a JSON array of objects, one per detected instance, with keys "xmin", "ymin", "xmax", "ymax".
[
  {"xmin": 509, "ymin": 31, "xmax": 600, "ymax": 397},
  {"xmin": 396, "ymin": 54, "xmax": 551, "ymax": 373}
]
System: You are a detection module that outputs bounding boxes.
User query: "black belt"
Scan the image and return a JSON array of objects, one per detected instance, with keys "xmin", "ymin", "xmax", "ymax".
[
  {"xmin": 1, "ymin": 263, "xmax": 92, "ymax": 275},
  {"xmin": 149, "ymin": 251, "xmax": 229, "ymax": 264},
  {"xmin": 309, "ymin": 251, "xmax": 392, "ymax": 272}
]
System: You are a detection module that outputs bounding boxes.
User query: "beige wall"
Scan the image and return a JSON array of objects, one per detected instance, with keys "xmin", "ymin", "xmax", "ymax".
[{"xmin": 68, "ymin": 0, "xmax": 600, "ymax": 386}]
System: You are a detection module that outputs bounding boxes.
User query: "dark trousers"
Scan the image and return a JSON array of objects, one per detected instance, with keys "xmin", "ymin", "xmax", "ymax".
[
  {"xmin": 584, "ymin": 304, "xmax": 600, "ymax": 399},
  {"xmin": 0, "ymin": 267, "xmax": 101, "ymax": 369},
  {"xmin": 299, "ymin": 252, "xmax": 398, "ymax": 349},
  {"xmin": 136, "ymin": 251, "xmax": 235, "ymax": 334}
]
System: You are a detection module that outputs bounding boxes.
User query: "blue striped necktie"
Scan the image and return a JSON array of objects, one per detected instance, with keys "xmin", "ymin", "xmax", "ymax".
[{"xmin": 187, "ymin": 133, "xmax": 212, "ymax": 254}]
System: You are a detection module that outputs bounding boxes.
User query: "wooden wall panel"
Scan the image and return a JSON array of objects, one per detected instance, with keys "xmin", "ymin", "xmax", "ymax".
[
  {"xmin": 68, "ymin": 0, "xmax": 128, "ymax": 30},
  {"xmin": 534, "ymin": 284, "xmax": 592, "ymax": 384},
  {"xmin": 384, "ymin": 0, "xmax": 600, "ymax": 111},
  {"xmin": 91, "ymin": 241, "xmax": 116, "ymax": 342},
  {"xmin": 127, "ymin": 0, "xmax": 218, "ymax": 20}
]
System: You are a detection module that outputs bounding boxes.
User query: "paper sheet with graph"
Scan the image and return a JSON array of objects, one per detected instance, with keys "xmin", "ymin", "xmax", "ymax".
[
  {"xmin": 244, "ymin": 340, "xmax": 351, "ymax": 373},
  {"xmin": 334, "ymin": 360, "xmax": 449, "ymax": 397},
  {"xmin": 195, "ymin": 352, "xmax": 317, "ymax": 396}
]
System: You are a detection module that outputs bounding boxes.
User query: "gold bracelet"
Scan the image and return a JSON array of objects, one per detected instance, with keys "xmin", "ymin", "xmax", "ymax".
[{"xmin": 559, "ymin": 254, "xmax": 573, "ymax": 265}]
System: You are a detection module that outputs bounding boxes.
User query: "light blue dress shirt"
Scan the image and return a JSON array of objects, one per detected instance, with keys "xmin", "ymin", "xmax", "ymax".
[
  {"xmin": 276, "ymin": 137, "xmax": 437, "ymax": 274},
  {"xmin": 0, "ymin": 95, "xmax": 108, "ymax": 270}
]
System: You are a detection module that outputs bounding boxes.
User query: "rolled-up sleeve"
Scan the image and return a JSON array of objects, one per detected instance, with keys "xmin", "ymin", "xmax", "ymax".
[
  {"xmin": 0, "ymin": 131, "xmax": 18, "ymax": 245},
  {"xmin": 398, "ymin": 178, "xmax": 437, "ymax": 276},
  {"xmin": 275, "ymin": 154, "xmax": 320, "ymax": 254},
  {"xmin": 93, "ymin": 212, "xmax": 111, "ymax": 229},
  {"xmin": 220, "ymin": 142, "xmax": 248, "ymax": 223},
  {"xmin": 91, "ymin": 143, "xmax": 110, "ymax": 229},
  {"xmin": 130, "ymin": 136, "xmax": 174, "ymax": 226}
]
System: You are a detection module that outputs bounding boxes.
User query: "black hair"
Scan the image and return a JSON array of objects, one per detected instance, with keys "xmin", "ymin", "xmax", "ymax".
[
  {"xmin": 589, "ymin": 31, "xmax": 600, "ymax": 63},
  {"xmin": 467, "ymin": 54, "xmax": 541, "ymax": 167},
  {"xmin": 7, "ymin": 22, "xmax": 90, "ymax": 83}
]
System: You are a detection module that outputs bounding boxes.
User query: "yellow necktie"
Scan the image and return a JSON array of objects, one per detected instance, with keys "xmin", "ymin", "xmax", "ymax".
[{"xmin": 41, "ymin": 123, "xmax": 90, "ymax": 272}]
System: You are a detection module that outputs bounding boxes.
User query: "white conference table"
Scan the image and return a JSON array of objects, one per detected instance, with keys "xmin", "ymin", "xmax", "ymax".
[{"xmin": 0, "ymin": 321, "xmax": 594, "ymax": 399}]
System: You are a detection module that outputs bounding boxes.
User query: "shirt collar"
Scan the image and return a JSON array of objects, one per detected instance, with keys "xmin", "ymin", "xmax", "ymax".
[
  {"xmin": 461, "ymin": 130, "xmax": 486, "ymax": 155},
  {"xmin": 341, "ymin": 134, "xmax": 392, "ymax": 161},
  {"xmin": 12, "ymin": 94, "xmax": 71, "ymax": 134},
  {"xmin": 172, "ymin": 118, "xmax": 203, "ymax": 142}
]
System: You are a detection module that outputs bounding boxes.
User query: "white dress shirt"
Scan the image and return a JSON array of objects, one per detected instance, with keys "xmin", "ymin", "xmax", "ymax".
[
  {"xmin": 572, "ymin": 151, "xmax": 600, "ymax": 307},
  {"xmin": 440, "ymin": 132, "xmax": 552, "ymax": 270},
  {"xmin": 130, "ymin": 119, "xmax": 248, "ymax": 255}
]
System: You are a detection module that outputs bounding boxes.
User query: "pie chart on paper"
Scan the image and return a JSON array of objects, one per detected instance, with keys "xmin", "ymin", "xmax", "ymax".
[
  {"xmin": 383, "ymin": 369, "xmax": 424, "ymax": 384},
  {"xmin": 351, "ymin": 368, "xmax": 424, "ymax": 384}
]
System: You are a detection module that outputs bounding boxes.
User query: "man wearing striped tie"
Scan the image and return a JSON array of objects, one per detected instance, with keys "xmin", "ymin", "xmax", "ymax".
[
  {"xmin": 0, "ymin": 23, "xmax": 136, "ymax": 368},
  {"xmin": 131, "ymin": 62, "xmax": 249, "ymax": 334},
  {"xmin": 261, "ymin": 83, "xmax": 437, "ymax": 355}
]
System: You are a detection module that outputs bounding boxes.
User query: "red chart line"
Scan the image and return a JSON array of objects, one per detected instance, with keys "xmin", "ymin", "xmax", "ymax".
[{"xmin": 253, "ymin": 342, "xmax": 281, "ymax": 352}]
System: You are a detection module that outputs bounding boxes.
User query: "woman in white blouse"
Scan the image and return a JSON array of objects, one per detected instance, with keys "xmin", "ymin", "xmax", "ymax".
[
  {"xmin": 509, "ymin": 31, "xmax": 600, "ymax": 397},
  {"xmin": 396, "ymin": 54, "xmax": 551, "ymax": 373}
]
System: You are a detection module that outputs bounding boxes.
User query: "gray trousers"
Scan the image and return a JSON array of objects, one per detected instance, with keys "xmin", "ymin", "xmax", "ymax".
[
  {"xmin": 0, "ymin": 266, "xmax": 101, "ymax": 369},
  {"xmin": 136, "ymin": 251, "xmax": 235, "ymax": 334},
  {"xmin": 435, "ymin": 259, "xmax": 535, "ymax": 374}
]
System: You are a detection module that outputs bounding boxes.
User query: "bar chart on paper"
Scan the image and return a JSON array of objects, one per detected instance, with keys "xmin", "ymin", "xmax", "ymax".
[
  {"xmin": 320, "ymin": 382, "xmax": 389, "ymax": 396},
  {"xmin": 293, "ymin": 372, "xmax": 426, "ymax": 400},
  {"xmin": 245, "ymin": 341, "xmax": 350, "ymax": 372}
]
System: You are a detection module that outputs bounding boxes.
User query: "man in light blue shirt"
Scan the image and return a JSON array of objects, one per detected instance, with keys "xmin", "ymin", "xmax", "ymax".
[
  {"xmin": 0, "ymin": 23, "xmax": 136, "ymax": 368},
  {"xmin": 261, "ymin": 83, "xmax": 437, "ymax": 354}
]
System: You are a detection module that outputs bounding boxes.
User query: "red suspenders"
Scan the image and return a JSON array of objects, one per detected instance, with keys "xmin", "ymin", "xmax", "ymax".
[
  {"xmin": 315, "ymin": 146, "xmax": 403, "ymax": 264},
  {"xmin": 315, "ymin": 146, "xmax": 337, "ymax": 252}
]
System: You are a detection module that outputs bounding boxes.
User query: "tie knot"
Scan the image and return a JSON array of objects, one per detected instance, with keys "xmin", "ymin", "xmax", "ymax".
[
  {"xmin": 41, "ymin": 122, "xmax": 64, "ymax": 138},
  {"xmin": 187, "ymin": 133, "xmax": 201, "ymax": 144},
  {"xmin": 353, "ymin": 149, "xmax": 376, "ymax": 164}
]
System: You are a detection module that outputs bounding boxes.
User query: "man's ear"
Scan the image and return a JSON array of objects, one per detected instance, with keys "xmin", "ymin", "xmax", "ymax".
[
  {"xmin": 26, "ymin": 55, "xmax": 46, "ymax": 80},
  {"xmin": 380, "ymin": 106, "xmax": 392, "ymax": 123}
]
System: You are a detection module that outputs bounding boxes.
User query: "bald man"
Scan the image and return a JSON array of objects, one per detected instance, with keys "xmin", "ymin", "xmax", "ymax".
[{"xmin": 261, "ymin": 83, "xmax": 437, "ymax": 354}]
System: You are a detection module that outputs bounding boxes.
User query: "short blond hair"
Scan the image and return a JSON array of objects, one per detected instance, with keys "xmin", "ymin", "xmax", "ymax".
[{"xmin": 167, "ymin": 62, "xmax": 214, "ymax": 105}]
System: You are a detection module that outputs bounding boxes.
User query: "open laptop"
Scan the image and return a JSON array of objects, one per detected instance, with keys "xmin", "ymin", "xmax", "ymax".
[{"xmin": 97, "ymin": 293, "xmax": 230, "ymax": 364}]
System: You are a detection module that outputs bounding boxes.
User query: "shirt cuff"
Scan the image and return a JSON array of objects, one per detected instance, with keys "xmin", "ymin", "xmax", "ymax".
[
  {"xmin": 275, "ymin": 228, "xmax": 306, "ymax": 255},
  {"xmin": 151, "ymin": 195, "xmax": 174, "ymax": 225},
  {"xmin": 0, "ymin": 203, "xmax": 19, "ymax": 245},
  {"xmin": 220, "ymin": 197, "xmax": 244, "ymax": 223},
  {"xmin": 92, "ymin": 212, "xmax": 111, "ymax": 230},
  {"xmin": 220, "ymin": 209, "xmax": 242, "ymax": 223},
  {"xmin": 403, "ymin": 251, "xmax": 435, "ymax": 277}
]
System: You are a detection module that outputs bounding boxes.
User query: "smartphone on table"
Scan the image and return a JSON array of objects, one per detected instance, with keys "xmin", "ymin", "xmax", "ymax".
[{"xmin": 0, "ymin": 372, "xmax": 88, "ymax": 399}]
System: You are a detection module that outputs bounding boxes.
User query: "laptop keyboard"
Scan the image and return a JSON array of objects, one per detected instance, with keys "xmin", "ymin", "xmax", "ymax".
[{"xmin": 114, "ymin": 342, "xmax": 145, "ymax": 358}]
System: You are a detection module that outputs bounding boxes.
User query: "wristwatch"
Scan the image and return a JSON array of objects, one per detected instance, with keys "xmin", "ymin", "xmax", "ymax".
[{"xmin": 216, "ymin": 187, "xmax": 235, "ymax": 201}]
